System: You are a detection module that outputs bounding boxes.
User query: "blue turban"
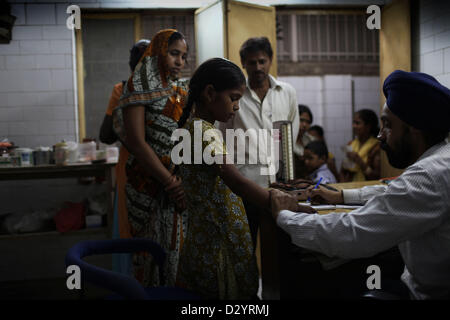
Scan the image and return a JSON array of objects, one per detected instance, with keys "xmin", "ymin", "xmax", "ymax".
[{"xmin": 383, "ymin": 70, "xmax": 450, "ymax": 132}]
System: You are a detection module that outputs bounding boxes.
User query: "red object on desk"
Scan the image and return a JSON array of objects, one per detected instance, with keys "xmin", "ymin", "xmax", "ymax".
[
  {"xmin": 380, "ymin": 176, "xmax": 399, "ymax": 184},
  {"xmin": 54, "ymin": 201, "xmax": 86, "ymax": 233}
]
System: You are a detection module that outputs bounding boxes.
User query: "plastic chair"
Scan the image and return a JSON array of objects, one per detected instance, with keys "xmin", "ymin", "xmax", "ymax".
[{"xmin": 65, "ymin": 238, "xmax": 201, "ymax": 300}]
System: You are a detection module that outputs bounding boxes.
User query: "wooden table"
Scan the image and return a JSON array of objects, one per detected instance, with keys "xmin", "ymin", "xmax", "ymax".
[
  {"xmin": 259, "ymin": 180, "xmax": 392, "ymax": 300},
  {"xmin": 0, "ymin": 162, "xmax": 117, "ymax": 236},
  {"xmin": 0, "ymin": 162, "xmax": 117, "ymax": 282}
]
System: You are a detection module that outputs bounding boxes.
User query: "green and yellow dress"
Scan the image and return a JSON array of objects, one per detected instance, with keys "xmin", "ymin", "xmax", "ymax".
[{"xmin": 176, "ymin": 118, "xmax": 259, "ymax": 299}]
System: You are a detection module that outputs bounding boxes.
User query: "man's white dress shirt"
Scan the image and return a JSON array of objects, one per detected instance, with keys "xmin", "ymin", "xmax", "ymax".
[
  {"xmin": 219, "ymin": 74, "xmax": 299, "ymax": 188},
  {"xmin": 277, "ymin": 141, "xmax": 450, "ymax": 299}
]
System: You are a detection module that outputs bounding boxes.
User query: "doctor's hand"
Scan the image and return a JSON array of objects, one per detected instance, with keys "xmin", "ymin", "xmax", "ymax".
[
  {"xmin": 270, "ymin": 189, "xmax": 316, "ymax": 220},
  {"xmin": 306, "ymin": 185, "xmax": 344, "ymax": 204}
]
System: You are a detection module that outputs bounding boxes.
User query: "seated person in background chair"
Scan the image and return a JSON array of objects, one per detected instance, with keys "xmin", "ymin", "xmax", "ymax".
[
  {"xmin": 304, "ymin": 141, "xmax": 337, "ymax": 184},
  {"xmin": 294, "ymin": 105, "xmax": 316, "ymax": 179},
  {"xmin": 270, "ymin": 70, "xmax": 450, "ymax": 300},
  {"xmin": 307, "ymin": 125, "xmax": 339, "ymax": 180},
  {"xmin": 340, "ymin": 109, "xmax": 381, "ymax": 182}
]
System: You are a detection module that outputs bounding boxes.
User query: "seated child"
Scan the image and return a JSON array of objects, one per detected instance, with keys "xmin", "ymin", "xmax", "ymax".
[
  {"xmin": 307, "ymin": 125, "xmax": 339, "ymax": 180},
  {"xmin": 304, "ymin": 140, "xmax": 337, "ymax": 184}
]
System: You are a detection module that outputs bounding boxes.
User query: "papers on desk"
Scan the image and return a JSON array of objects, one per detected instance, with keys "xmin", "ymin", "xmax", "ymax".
[{"xmin": 299, "ymin": 202, "xmax": 363, "ymax": 211}]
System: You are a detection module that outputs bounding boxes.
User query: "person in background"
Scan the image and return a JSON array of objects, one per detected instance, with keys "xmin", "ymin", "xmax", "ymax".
[
  {"xmin": 340, "ymin": 109, "xmax": 381, "ymax": 182},
  {"xmin": 112, "ymin": 29, "xmax": 189, "ymax": 287},
  {"xmin": 271, "ymin": 70, "xmax": 450, "ymax": 299},
  {"xmin": 176, "ymin": 58, "xmax": 308, "ymax": 299},
  {"xmin": 307, "ymin": 125, "xmax": 339, "ymax": 181},
  {"xmin": 218, "ymin": 37, "xmax": 299, "ymax": 247},
  {"xmin": 304, "ymin": 141, "xmax": 337, "ymax": 184},
  {"xmin": 99, "ymin": 39, "xmax": 150, "ymax": 276},
  {"xmin": 99, "ymin": 39, "xmax": 150, "ymax": 243},
  {"xmin": 293, "ymin": 104, "xmax": 316, "ymax": 179}
]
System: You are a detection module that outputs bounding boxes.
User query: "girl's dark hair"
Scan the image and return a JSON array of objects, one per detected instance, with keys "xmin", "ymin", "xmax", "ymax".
[
  {"xmin": 298, "ymin": 104, "xmax": 313, "ymax": 123},
  {"xmin": 305, "ymin": 141, "xmax": 329, "ymax": 160},
  {"xmin": 168, "ymin": 31, "xmax": 185, "ymax": 46},
  {"xmin": 129, "ymin": 39, "xmax": 150, "ymax": 71},
  {"xmin": 308, "ymin": 125, "xmax": 324, "ymax": 138},
  {"xmin": 356, "ymin": 109, "xmax": 380, "ymax": 137},
  {"xmin": 178, "ymin": 58, "xmax": 245, "ymax": 128}
]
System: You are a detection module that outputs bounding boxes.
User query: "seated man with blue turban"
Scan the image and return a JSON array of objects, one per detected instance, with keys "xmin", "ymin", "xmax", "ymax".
[{"xmin": 268, "ymin": 70, "xmax": 450, "ymax": 299}]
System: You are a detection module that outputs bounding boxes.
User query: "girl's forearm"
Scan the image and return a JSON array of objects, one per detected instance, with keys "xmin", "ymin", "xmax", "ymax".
[{"xmin": 219, "ymin": 164, "xmax": 270, "ymax": 210}]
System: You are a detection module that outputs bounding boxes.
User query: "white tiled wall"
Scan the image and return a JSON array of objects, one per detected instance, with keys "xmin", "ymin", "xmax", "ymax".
[
  {"xmin": 279, "ymin": 75, "xmax": 380, "ymax": 170},
  {"xmin": 0, "ymin": 2, "xmax": 76, "ymax": 148},
  {"xmin": 413, "ymin": 0, "xmax": 450, "ymax": 87}
]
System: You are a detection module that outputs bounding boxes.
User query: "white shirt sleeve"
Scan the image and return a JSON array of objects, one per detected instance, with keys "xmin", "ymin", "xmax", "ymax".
[
  {"xmin": 277, "ymin": 165, "xmax": 446, "ymax": 259},
  {"xmin": 342, "ymin": 185, "xmax": 388, "ymax": 204},
  {"xmin": 287, "ymin": 86, "xmax": 300, "ymax": 143}
]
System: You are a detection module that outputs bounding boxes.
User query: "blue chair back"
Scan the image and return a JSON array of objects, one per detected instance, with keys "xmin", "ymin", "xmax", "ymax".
[{"xmin": 65, "ymin": 238, "xmax": 200, "ymax": 300}]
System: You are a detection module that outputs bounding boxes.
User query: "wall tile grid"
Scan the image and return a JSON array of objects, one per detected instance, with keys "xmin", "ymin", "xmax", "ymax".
[
  {"xmin": 414, "ymin": 0, "xmax": 450, "ymax": 87},
  {"xmin": 0, "ymin": 2, "xmax": 76, "ymax": 148},
  {"xmin": 279, "ymin": 75, "xmax": 380, "ymax": 172}
]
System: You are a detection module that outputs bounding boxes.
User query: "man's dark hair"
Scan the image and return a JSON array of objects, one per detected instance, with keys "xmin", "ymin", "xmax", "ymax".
[
  {"xmin": 298, "ymin": 104, "xmax": 313, "ymax": 124},
  {"xmin": 305, "ymin": 141, "xmax": 328, "ymax": 160},
  {"xmin": 308, "ymin": 125, "xmax": 324, "ymax": 138},
  {"xmin": 239, "ymin": 37, "xmax": 273, "ymax": 62}
]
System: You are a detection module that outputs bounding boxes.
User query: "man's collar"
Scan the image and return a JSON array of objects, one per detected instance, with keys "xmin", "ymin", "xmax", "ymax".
[
  {"xmin": 246, "ymin": 74, "xmax": 282, "ymax": 90},
  {"xmin": 417, "ymin": 141, "xmax": 448, "ymax": 162}
]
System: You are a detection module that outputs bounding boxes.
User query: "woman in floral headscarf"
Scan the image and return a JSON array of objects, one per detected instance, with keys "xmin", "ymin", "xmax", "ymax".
[{"xmin": 113, "ymin": 29, "xmax": 189, "ymax": 287}]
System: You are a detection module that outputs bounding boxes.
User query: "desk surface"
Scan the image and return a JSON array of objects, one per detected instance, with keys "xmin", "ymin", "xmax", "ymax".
[
  {"xmin": 328, "ymin": 180, "xmax": 384, "ymax": 190},
  {"xmin": 0, "ymin": 161, "xmax": 117, "ymax": 180},
  {"xmin": 260, "ymin": 179, "xmax": 386, "ymax": 299}
]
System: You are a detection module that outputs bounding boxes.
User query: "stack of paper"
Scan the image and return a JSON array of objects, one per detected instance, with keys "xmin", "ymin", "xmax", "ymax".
[{"xmin": 299, "ymin": 202, "xmax": 363, "ymax": 210}]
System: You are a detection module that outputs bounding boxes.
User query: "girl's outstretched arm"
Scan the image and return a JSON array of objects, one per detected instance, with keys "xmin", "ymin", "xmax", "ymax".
[{"xmin": 217, "ymin": 161, "xmax": 271, "ymax": 211}]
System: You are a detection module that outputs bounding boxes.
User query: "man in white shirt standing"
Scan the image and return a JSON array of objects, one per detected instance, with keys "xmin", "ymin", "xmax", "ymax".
[
  {"xmin": 270, "ymin": 70, "xmax": 450, "ymax": 299},
  {"xmin": 219, "ymin": 37, "xmax": 299, "ymax": 246}
]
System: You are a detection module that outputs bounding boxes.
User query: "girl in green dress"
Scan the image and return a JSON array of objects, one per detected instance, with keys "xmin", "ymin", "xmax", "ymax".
[{"xmin": 175, "ymin": 58, "xmax": 307, "ymax": 299}]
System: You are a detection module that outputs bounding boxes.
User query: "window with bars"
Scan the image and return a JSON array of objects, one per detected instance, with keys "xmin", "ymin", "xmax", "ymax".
[{"xmin": 277, "ymin": 12, "xmax": 379, "ymax": 64}]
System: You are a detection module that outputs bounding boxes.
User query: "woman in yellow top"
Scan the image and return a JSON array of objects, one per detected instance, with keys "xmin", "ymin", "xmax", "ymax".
[{"xmin": 340, "ymin": 109, "xmax": 381, "ymax": 182}]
